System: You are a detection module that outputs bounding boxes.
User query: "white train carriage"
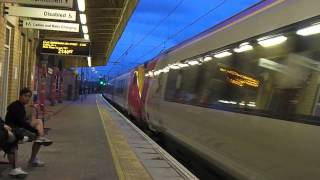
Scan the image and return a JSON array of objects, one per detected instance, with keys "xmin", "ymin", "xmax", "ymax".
[{"xmin": 144, "ymin": 0, "xmax": 320, "ymax": 179}]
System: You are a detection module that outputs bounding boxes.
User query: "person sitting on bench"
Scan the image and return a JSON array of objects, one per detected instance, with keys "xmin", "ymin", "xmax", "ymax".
[
  {"xmin": 5, "ymin": 88, "xmax": 53, "ymax": 177},
  {"xmin": 0, "ymin": 117, "xmax": 32, "ymax": 178}
]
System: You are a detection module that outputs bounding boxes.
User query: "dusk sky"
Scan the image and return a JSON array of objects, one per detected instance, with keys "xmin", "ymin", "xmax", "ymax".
[{"xmin": 92, "ymin": 0, "xmax": 262, "ymax": 78}]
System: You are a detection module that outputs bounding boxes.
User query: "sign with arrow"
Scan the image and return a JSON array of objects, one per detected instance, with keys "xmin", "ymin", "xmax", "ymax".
[
  {"xmin": 5, "ymin": 6, "xmax": 76, "ymax": 21},
  {"xmin": 22, "ymin": 20, "xmax": 79, "ymax": 32}
]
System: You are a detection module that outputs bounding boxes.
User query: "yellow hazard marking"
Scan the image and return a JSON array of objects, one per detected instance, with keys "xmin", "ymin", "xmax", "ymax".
[{"xmin": 96, "ymin": 96, "xmax": 152, "ymax": 180}]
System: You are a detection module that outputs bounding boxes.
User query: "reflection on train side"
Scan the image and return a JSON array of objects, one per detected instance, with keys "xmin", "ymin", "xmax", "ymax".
[{"xmin": 146, "ymin": 18, "xmax": 320, "ymax": 122}]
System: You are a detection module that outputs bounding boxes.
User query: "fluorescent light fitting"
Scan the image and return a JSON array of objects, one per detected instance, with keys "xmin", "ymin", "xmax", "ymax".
[
  {"xmin": 169, "ymin": 64, "xmax": 180, "ymax": 70},
  {"xmin": 82, "ymin": 25, "xmax": 88, "ymax": 34},
  {"xmin": 77, "ymin": 0, "xmax": 85, "ymax": 12},
  {"xmin": 80, "ymin": 14, "xmax": 87, "ymax": 24},
  {"xmin": 163, "ymin": 67, "xmax": 170, "ymax": 72},
  {"xmin": 177, "ymin": 63, "xmax": 189, "ymax": 68},
  {"xmin": 214, "ymin": 51, "xmax": 232, "ymax": 58},
  {"xmin": 87, "ymin": 57, "xmax": 91, "ymax": 67},
  {"xmin": 247, "ymin": 104, "xmax": 256, "ymax": 107},
  {"xmin": 258, "ymin": 35, "xmax": 287, "ymax": 47},
  {"xmin": 84, "ymin": 34, "xmax": 89, "ymax": 40},
  {"xmin": 203, "ymin": 56, "xmax": 213, "ymax": 62},
  {"xmin": 297, "ymin": 23, "xmax": 320, "ymax": 36},
  {"xmin": 188, "ymin": 60, "xmax": 200, "ymax": 66},
  {"xmin": 234, "ymin": 42, "xmax": 253, "ymax": 53},
  {"xmin": 154, "ymin": 71, "xmax": 161, "ymax": 76}
]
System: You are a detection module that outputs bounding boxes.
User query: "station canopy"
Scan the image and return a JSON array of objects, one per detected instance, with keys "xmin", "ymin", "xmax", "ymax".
[{"xmin": 39, "ymin": 0, "xmax": 138, "ymax": 67}]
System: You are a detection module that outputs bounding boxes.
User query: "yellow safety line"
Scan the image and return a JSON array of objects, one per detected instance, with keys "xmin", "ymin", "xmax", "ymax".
[
  {"xmin": 96, "ymin": 96, "xmax": 152, "ymax": 180},
  {"xmin": 96, "ymin": 97, "xmax": 125, "ymax": 180}
]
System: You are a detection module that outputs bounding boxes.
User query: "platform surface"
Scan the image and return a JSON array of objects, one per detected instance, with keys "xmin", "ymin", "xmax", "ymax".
[
  {"xmin": 0, "ymin": 95, "xmax": 118, "ymax": 180},
  {"xmin": 0, "ymin": 95, "xmax": 197, "ymax": 180}
]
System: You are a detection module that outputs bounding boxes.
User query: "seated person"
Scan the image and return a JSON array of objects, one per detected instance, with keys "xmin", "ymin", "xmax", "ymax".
[
  {"xmin": 5, "ymin": 88, "xmax": 53, "ymax": 177},
  {"xmin": 0, "ymin": 118, "xmax": 30, "ymax": 178}
]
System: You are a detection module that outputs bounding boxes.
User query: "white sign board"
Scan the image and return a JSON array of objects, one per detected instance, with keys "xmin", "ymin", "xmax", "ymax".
[
  {"xmin": 48, "ymin": 68, "xmax": 53, "ymax": 74},
  {"xmin": 5, "ymin": 6, "xmax": 76, "ymax": 21},
  {"xmin": 0, "ymin": 0, "xmax": 73, "ymax": 8},
  {"xmin": 259, "ymin": 58, "xmax": 285, "ymax": 72},
  {"xmin": 23, "ymin": 20, "xmax": 79, "ymax": 32}
]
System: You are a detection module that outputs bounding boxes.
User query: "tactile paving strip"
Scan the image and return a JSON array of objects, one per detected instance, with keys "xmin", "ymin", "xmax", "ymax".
[{"xmin": 97, "ymin": 98, "xmax": 152, "ymax": 180}]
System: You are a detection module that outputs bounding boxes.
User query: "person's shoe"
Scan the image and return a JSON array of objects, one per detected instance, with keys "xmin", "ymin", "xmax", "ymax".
[
  {"xmin": 9, "ymin": 167, "xmax": 28, "ymax": 178},
  {"xmin": 18, "ymin": 136, "xmax": 29, "ymax": 144},
  {"xmin": 35, "ymin": 137, "xmax": 53, "ymax": 146},
  {"xmin": 29, "ymin": 159, "xmax": 45, "ymax": 167}
]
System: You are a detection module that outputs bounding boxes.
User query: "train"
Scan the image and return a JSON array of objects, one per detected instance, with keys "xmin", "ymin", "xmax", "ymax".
[{"xmin": 104, "ymin": 0, "xmax": 320, "ymax": 179}]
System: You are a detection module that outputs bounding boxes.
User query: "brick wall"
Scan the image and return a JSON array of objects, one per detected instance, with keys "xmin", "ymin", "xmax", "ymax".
[{"xmin": 0, "ymin": 3, "xmax": 38, "ymax": 115}]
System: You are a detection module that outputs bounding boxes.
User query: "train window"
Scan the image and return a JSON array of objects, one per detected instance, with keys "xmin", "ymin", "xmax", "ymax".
[{"xmin": 164, "ymin": 17, "xmax": 320, "ymax": 123}]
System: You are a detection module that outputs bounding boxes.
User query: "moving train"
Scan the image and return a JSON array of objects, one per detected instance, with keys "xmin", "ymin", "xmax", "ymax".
[{"xmin": 104, "ymin": 0, "xmax": 320, "ymax": 179}]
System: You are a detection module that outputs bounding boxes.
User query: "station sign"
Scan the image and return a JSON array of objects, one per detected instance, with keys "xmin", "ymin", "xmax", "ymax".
[
  {"xmin": 22, "ymin": 20, "xmax": 79, "ymax": 32},
  {"xmin": 40, "ymin": 39, "xmax": 90, "ymax": 57},
  {"xmin": 5, "ymin": 6, "xmax": 76, "ymax": 21},
  {"xmin": 0, "ymin": 0, "xmax": 73, "ymax": 8},
  {"xmin": 48, "ymin": 68, "xmax": 53, "ymax": 75}
]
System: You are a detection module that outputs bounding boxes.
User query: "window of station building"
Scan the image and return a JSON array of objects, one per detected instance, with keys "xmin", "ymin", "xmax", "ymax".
[
  {"xmin": 165, "ymin": 16, "xmax": 320, "ymax": 123},
  {"xmin": 1, "ymin": 25, "xmax": 13, "ymax": 117}
]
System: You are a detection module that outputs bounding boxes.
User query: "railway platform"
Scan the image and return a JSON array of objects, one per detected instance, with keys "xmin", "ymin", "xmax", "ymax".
[{"xmin": 0, "ymin": 95, "xmax": 197, "ymax": 180}]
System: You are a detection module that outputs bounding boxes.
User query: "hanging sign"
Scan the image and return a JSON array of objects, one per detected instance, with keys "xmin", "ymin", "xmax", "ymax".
[
  {"xmin": 40, "ymin": 39, "xmax": 90, "ymax": 57},
  {"xmin": 5, "ymin": 6, "xmax": 76, "ymax": 21},
  {"xmin": 0, "ymin": 0, "xmax": 73, "ymax": 8},
  {"xmin": 22, "ymin": 20, "xmax": 79, "ymax": 32},
  {"xmin": 48, "ymin": 68, "xmax": 53, "ymax": 75}
]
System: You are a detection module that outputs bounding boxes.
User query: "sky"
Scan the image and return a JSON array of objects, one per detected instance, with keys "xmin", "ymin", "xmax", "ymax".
[{"xmin": 92, "ymin": 0, "xmax": 262, "ymax": 79}]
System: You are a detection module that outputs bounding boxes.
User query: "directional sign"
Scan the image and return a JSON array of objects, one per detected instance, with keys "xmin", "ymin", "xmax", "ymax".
[
  {"xmin": 23, "ymin": 20, "xmax": 79, "ymax": 32},
  {"xmin": 40, "ymin": 39, "xmax": 90, "ymax": 57},
  {"xmin": 0, "ymin": 0, "xmax": 73, "ymax": 8},
  {"xmin": 5, "ymin": 6, "xmax": 76, "ymax": 21}
]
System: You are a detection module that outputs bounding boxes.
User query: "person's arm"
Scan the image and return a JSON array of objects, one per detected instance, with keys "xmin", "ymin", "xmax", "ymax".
[{"xmin": 8, "ymin": 106, "xmax": 39, "ymax": 135}]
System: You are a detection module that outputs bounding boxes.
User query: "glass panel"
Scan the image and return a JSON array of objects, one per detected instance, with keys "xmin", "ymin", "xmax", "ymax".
[{"xmin": 164, "ymin": 17, "xmax": 320, "ymax": 123}]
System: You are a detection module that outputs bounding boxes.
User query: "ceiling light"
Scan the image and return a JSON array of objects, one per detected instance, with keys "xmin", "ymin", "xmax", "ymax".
[
  {"xmin": 258, "ymin": 35, "xmax": 287, "ymax": 47},
  {"xmin": 188, "ymin": 60, "xmax": 200, "ymax": 66},
  {"xmin": 80, "ymin": 14, "xmax": 87, "ymax": 24},
  {"xmin": 214, "ymin": 51, "xmax": 232, "ymax": 58},
  {"xmin": 162, "ymin": 67, "xmax": 170, "ymax": 72},
  {"xmin": 82, "ymin": 25, "xmax": 88, "ymax": 34},
  {"xmin": 177, "ymin": 63, "xmax": 189, "ymax": 68},
  {"xmin": 203, "ymin": 56, "xmax": 213, "ymax": 62},
  {"xmin": 234, "ymin": 42, "xmax": 253, "ymax": 53},
  {"xmin": 297, "ymin": 23, "xmax": 320, "ymax": 36},
  {"xmin": 84, "ymin": 34, "xmax": 89, "ymax": 40},
  {"xmin": 87, "ymin": 57, "xmax": 91, "ymax": 67},
  {"xmin": 169, "ymin": 65, "xmax": 180, "ymax": 70},
  {"xmin": 77, "ymin": 0, "xmax": 85, "ymax": 12}
]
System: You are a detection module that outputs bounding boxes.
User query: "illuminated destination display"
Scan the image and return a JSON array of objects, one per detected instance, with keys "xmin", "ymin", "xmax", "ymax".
[
  {"xmin": 220, "ymin": 67, "xmax": 260, "ymax": 88},
  {"xmin": 40, "ymin": 39, "xmax": 90, "ymax": 56}
]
